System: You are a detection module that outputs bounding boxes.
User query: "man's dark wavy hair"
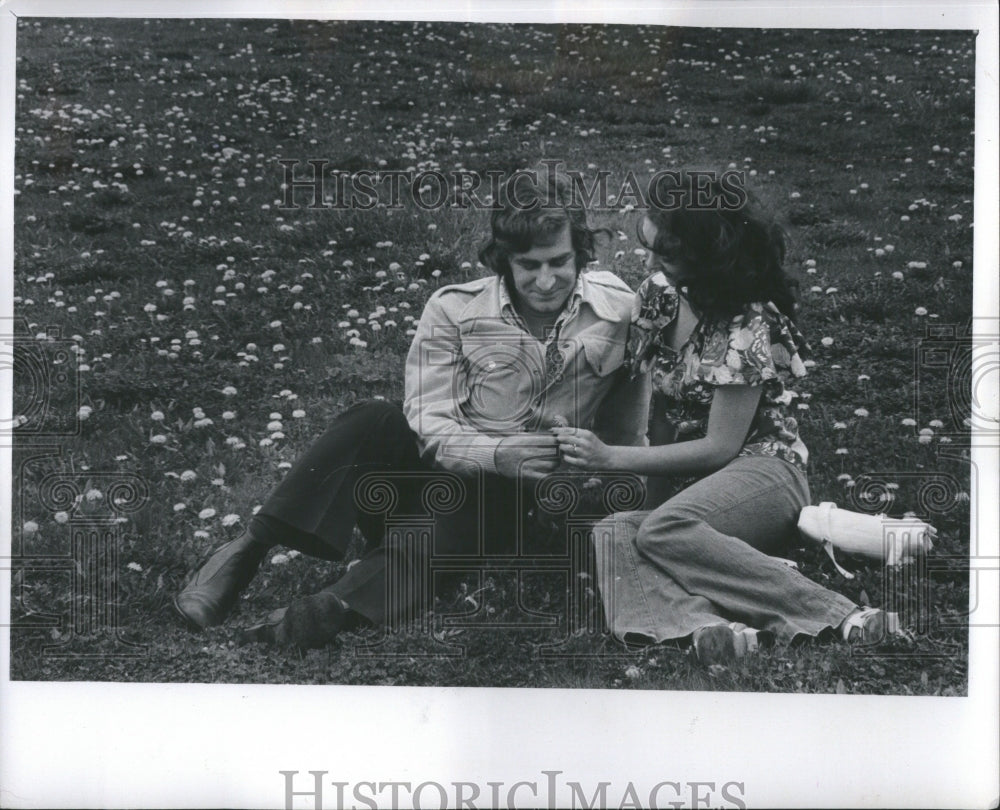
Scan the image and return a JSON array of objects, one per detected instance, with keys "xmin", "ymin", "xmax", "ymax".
[
  {"xmin": 479, "ymin": 170, "xmax": 603, "ymax": 282},
  {"xmin": 639, "ymin": 171, "xmax": 799, "ymax": 322}
]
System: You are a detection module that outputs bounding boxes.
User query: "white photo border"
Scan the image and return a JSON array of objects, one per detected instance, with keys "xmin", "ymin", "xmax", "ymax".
[{"xmin": 1, "ymin": 1, "xmax": 997, "ymax": 808}]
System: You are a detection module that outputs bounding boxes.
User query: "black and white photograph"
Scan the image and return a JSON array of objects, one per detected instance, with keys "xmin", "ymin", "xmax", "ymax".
[{"xmin": 2, "ymin": 1, "xmax": 997, "ymax": 808}]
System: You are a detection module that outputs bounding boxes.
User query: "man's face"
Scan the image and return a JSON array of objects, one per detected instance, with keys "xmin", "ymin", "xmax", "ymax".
[{"xmin": 507, "ymin": 225, "xmax": 578, "ymax": 319}]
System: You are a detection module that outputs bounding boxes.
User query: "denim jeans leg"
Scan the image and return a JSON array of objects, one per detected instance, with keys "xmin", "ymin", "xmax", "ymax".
[
  {"xmin": 592, "ymin": 511, "xmax": 727, "ymax": 643},
  {"xmin": 631, "ymin": 455, "xmax": 857, "ymax": 643}
]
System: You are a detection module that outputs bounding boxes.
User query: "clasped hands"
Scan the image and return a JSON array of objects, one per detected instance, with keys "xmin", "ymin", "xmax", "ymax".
[{"xmin": 494, "ymin": 427, "xmax": 613, "ymax": 480}]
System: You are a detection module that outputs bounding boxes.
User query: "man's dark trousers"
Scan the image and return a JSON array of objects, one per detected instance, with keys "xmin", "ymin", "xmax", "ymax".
[{"xmin": 259, "ymin": 399, "xmax": 529, "ymax": 624}]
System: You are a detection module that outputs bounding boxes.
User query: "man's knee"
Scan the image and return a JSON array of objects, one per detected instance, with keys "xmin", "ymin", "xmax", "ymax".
[{"xmin": 342, "ymin": 399, "xmax": 412, "ymax": 436}]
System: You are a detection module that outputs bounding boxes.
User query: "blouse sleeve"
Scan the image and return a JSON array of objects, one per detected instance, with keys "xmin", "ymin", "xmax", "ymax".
[
  {"xmin": 689, "ymin": 302, "xmax": 809, "ymax": 390},
  {"xmin": 626, "ymin": 271, "xmax": 679, "ymax": 378}
]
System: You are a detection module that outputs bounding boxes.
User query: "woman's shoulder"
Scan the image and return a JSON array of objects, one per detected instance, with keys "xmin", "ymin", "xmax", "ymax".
[
  {"xmin": 729, "ymin": 301, "xmax": 809, "ymax": 377},
  {"xmin": 633, "ymin": 271, "xmax": 679, "ymax": 319},
  {"xmin": 695, "ymin": 301, "xmax": 808, "ymax": 382}
]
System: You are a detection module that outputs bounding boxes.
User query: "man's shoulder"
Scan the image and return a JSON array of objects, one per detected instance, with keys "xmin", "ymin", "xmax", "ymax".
[
  {"xmin": 433, "ymin": 275, "xmax": 495, "ymax": 295},
  {"xmin": 428, "ymin": 275, "xmax": 496, "ymax": 304},
  {"xmin": 584, "ymin": 269, "xmax": 634, "ymax": 294},
  {"xmin": 421, "ymin": 275, "xmax": 499, "ymax": 322},
  {"xmin": 581, "ymin": 269, "xmax": 636, "ymax": 321}
]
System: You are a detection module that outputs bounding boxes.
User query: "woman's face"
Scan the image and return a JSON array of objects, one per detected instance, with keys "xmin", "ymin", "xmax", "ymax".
[{"xmin": 640, "ymin": 217, "xmax": 683, "ymax": 282}]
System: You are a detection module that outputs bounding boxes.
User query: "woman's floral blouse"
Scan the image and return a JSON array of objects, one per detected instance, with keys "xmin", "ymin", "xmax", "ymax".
[{"xmin": 627, "ymin": 271, "xmax": 811, "ymax": 479}]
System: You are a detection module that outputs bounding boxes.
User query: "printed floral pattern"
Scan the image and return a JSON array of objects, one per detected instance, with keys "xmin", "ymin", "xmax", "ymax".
[{"xmin": 628, "ymin": 272, "xmax": 811, "ymax": 477}]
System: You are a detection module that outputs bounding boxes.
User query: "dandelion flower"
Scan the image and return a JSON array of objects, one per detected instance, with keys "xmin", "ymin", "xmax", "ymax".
[
  {"xmin": 54, "ymin": 511, "xmax": 70, "ymax": 524},
  {"xmin": 23, "ymin": 521, "xmax": 39, "ymax": 536},
  {"xmin": 221, "ymin": 514, "xmax": 240, "ymax": 527},
  {"xmin": 198, "ymin": 508, "xmax": 217, "ymax": 520}
]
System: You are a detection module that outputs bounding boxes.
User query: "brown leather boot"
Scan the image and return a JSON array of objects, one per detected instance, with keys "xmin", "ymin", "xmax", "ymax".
[{"xmin": 174, "ymin": 533, "xmax": 270, "ymax": 629}]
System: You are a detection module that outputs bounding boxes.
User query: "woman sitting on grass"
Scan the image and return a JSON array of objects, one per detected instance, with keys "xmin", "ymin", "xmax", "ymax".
[{"xmin": 552, "ymin": 172, "xmax": 892, "ymax": 665}]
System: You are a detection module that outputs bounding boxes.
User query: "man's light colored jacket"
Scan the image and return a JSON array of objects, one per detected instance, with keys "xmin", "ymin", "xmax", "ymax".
[{"xmin": 403, "ymin": 270, "xmax": 651, "ymax": 475}]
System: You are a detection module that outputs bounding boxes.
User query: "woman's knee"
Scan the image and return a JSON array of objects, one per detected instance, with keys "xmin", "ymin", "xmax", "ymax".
[{"xmin": 633, "ymin": 509, "xmax": 691, "ymax": 557}]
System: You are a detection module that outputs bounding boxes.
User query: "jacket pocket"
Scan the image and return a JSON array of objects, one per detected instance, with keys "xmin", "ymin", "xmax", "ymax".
[{"xmin": 580, "ymin": 335, "xmax": 627, "ymax": 377}]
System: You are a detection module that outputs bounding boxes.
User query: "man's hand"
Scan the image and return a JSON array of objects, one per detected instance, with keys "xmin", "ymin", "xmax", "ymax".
[{"xmin": 495, "ymin": 434, "xmax": 561, "ymax": 481}]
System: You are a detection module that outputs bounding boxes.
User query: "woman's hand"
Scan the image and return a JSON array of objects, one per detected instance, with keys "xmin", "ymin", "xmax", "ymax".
[{"xmin": 551, "ymin": 427, "xmax": 616, "ymax": 470}]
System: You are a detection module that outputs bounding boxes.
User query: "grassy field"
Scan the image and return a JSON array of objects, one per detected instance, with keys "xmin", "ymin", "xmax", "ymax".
[{"xmin": 8, "ymin": 20, "xmax": 975, "ymax": 693}]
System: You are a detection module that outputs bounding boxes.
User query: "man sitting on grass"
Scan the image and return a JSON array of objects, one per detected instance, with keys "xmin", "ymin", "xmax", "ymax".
[{"xmin": 174, "ymin": 169, "xmax": 650, "ymax": 648}]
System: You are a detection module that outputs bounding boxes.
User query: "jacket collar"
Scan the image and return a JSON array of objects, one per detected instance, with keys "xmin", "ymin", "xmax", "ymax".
[{"xmin": 458, "ymin": 271, "xmax": 622, "ymax": 323}]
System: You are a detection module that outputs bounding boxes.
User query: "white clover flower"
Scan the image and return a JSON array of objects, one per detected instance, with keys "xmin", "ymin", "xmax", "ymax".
[
  {"xmin": 222, "ymin": 386, "xmax": 238, "ymax": 396},
  {"xmin": 854, "ymin": 408, "xmax": 870, "ymax": 418},
  {"xmin": 173, "ymin": 503, "xmax": 187, "ymax": 512},
  {"xmin": 914, "ymin": 307, "xmax": 928, "ymax": 316},
  {"xmin": 820, "ymin": 337, "xmax": 834, "ymax": 347},
  {"xmin": 23, "ymin": 521, "xmax": 39, "ymax": 536},
  {"xmin": 928, "ymin": 419, "xmax": 944, "ymax": 429},
  {"xmin": 77, "ymin": 405, "xmax": 93, "ymax": 420},
  {"xmin": 127, "ymin": 561, "xmax": 143, "ymax": 572},
  {"xmin": 833, "ymin": 421, "xmax": 847, "ymax": 430},
  {"xmin": 85, "ymin": 488, "xmax": 103, "ymax": 502},
  {"xmin": 54, "ymin": 511, "xmax": 70, "ymax": 524},
  {"xmin": 222, "ymin": 411, "xmax": 236, "ymax": 420},
  {"xmin": 180, "ymin": 470, "xmax": 197, "ymax": 482},
  {"xmin": 221, "ymin": 514, "xmax": 240, "ymax": 527},
  {"xmin": 270, "ymin": 553, "xmax": 290, "ymax": 565},
  {"xmin": 150, "ymin": 434, "xmax": 168, "ymax": 445},
  {"xmin": 198, "ymin": 508, "xmax": 216, "ymax": 520},
  {"xmin": 292, "ymin": 409, "xmax": 306, "ymax": 418},
  {"xmin": 901, "ymin": 418, "xmax": 917, "ymax": 427}
]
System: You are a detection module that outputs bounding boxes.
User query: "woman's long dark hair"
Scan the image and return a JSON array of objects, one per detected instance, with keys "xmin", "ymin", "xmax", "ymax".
[{"xmin": 640, "ymin": 171, "xmax": 800, "ymax": 322}]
